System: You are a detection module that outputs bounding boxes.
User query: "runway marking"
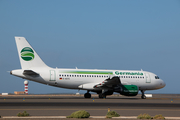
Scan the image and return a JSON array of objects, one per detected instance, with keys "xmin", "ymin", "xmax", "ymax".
[{"xmin": 0, "ymin": 109, "xmax": 180, "ymax": 111}]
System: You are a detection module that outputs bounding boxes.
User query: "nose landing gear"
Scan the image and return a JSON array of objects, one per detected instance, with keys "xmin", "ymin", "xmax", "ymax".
[{"xmin": 141, "ymin": 90, "xmax": 146, "ymax": 99}]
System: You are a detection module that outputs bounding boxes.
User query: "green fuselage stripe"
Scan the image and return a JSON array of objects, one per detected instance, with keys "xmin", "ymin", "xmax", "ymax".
[{"xmin": 60, "ymin": 71, "xmax": 113, "ymax": 75}]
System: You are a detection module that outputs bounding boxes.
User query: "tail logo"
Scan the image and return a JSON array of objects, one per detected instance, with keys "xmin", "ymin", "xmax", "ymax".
[{"xmin": 21, "ymin": 47, "xmax": 34, "ymax": 61}]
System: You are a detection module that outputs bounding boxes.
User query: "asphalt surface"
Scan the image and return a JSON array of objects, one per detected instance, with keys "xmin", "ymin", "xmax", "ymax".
[{"xmin": 0, "ymin": 94, "xmax": 180, "ymax": 117}]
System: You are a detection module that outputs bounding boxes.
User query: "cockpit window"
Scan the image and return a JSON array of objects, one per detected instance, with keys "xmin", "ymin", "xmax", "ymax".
[{"xmin": 155, "ymin": 76, "xmax": 159, "ymax": 79}]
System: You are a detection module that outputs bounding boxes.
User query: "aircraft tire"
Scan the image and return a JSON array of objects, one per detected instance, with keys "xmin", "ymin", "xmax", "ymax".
[
  {"xmin": 141, "ymin": 95, "xmax": 146, "ymax": 99},
  {"xmin": 99, "ymin": 94, "xmax": 106, "ymax": 99},
  {"xmin": 84, "ymin": 93, "xmax": 91, "ymax": 98}
]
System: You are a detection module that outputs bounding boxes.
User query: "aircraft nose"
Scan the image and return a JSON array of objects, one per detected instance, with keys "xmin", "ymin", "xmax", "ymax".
[
  {"xmin": 160, "ymin": 79, "xmax": 166, "ymax": 88},
  {"xmin": 163, "ymin": 81, "xmax": 166, "ymax": 87}
]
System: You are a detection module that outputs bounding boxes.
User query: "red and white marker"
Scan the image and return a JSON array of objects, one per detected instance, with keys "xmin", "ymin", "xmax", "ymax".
[{"xmin": 24, "ymin": 80, "xmax": 29, "ymax": 94}]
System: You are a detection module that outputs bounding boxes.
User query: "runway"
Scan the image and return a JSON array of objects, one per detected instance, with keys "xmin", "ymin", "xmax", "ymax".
[{"xmin": 0, "ymin": 94, "xmax": 180, "ymax": 117}]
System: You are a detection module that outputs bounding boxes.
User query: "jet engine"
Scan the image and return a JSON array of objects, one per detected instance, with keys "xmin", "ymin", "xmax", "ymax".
[{"xmin": 119, "ymin": 85, "xmax": 138, "ymax": 96}]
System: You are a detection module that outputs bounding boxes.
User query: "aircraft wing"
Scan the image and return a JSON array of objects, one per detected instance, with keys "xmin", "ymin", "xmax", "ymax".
[
  {"xmin": 23, "ymin": 70, "xmax": 39, "ymax": 76},
  {"xmin": 93, "ymin": 76, "xmax": 121, "ymax": 89},
  {"xmin": 78, "ymin": 76, "xmax": 121, "ymax": 90}
]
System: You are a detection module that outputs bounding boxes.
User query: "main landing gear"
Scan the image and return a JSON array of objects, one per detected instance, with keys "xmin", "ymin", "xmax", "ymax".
[
  {"xmin": 141, "ymin": 90, "xmax": 146, "ymax": 99},
  {"xmin": 99, "ymin": 93, "xmax": 106, "ymax": 99},
  {"xmin": 84, "ymin": 91, "xmax": 106, "ymax": 99},
  {"xmin": 84, "ymin": 91, "xmax": 91, "ymax": 98}
]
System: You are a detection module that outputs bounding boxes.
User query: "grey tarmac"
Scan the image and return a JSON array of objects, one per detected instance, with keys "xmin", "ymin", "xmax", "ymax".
[{"xmin": 0, "ymin": 94, "xmax": 180, "ymax": 119}]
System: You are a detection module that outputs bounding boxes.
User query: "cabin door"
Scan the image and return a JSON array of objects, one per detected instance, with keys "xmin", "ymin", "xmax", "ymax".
[
  {"xmin": 50, "ymin": 70, "xmax": 56, "ymax": 81},
  {"xmin": 145, "ymin": 73, "xmax": 151, "ymax": 83}
]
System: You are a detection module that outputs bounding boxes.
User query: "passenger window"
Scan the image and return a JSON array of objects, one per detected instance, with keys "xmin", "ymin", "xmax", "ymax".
[{"xmin": 72, "ymin": 75, "xmax": 74, "ymax": 77}]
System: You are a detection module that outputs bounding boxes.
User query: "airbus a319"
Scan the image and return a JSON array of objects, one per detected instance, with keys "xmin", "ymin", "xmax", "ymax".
[{"xmin": 10, "ymin": 37, "xmax": 166, "ymax": 99}]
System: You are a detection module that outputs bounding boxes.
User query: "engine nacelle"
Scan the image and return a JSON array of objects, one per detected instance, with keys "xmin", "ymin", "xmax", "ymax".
[{"xmin": 120, "ymin": 85, "xmax": 138, "ymax": 96}]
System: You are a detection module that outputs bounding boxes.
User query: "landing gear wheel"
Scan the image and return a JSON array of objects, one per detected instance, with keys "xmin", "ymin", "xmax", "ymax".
[
  {"xmin": 84, "ymin": 93, "xmax": 91, "ymax": 98},
  {"xmin": 99, "ymin": 93, "xmax": 106, "ymax": 99},
  {"xmin": 141, "ymin": 95, "xmax": 146, "ymax": 99}
]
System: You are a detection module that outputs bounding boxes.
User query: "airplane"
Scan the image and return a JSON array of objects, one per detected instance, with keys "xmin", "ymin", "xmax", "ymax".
[{"xmin": 10, "ymin": 37, "xmax": 166, "ymax": 99}]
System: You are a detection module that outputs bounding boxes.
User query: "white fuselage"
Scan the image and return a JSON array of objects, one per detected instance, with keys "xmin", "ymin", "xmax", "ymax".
[
  {"xmin": 11, "ymin": 36, "xmax": 166, "ymax": 97},
  {"xmin": 11, "ymin": 67, "xmax": 166, "ymax": 91}
]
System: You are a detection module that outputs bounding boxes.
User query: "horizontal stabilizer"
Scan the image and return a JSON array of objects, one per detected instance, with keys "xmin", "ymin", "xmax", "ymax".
[{"xmin": 23, "ymin": 70, "xmax": 39, "ymax": 76}]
